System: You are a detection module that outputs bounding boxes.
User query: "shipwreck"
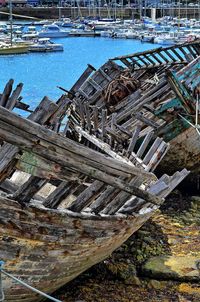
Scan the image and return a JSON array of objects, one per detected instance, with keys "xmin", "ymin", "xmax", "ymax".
[
  {"xmin": 67, "ymin": 40, "xmax": 200, "ymax": 184},
  {"xmin": 0, "ymin": 40, "xmax": 199, "ymax": 301}
]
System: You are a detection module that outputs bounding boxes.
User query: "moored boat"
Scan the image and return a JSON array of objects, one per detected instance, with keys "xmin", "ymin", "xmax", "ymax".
[
  {"xmin": 69, "ymin": 28, "xmax": 100, "ymax": 37},
  {"xmin": 28, "ymin": 38, "xmax": 64, "ymax": 52},
  {"xmin": 38, "ymin": 24, "xmax": 69, "ymax": 38},
  {"xmin": 154, "ymin": 35, "xmax": 176, "ymax": 45},
  {"xmin": 140, "ymin": 34, "xmax": 155, "ymax": 43},
  {"xmin": 0, "ymin": 42, "xmax": 28, "ymax": 55}
]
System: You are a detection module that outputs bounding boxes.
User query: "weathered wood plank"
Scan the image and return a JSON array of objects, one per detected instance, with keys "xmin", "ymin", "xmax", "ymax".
[
  {"xmin": 101, "ymin": 109, "xmax": 107, "ymax": 139},
  {"xmin": 73, "ymin": 125, "xmax": 155, "ymax": 180},
  {"xmin": 99, "ymin": 173, "xmax": 147, "ymax": 215},
  {"xmin": 187, "ymin": 45, "xmax": 197, "ymax": 58},
  {"xmin": 84, "ymin": 102, "xmax": 91, "ymax": 132},
  {"xmin": 0, "ymin": 97, "xmax": 58, "ymax": 183},
  {"xmin": 16, "ymin": 151, "xmax": 80, "ymax": 181},
  {"xmin": 120, "ymin": 58, "xmax": 132, "ymax": 67},
  {"xmin": 43, "ymin": 181, "xmax": 77, "ymax": 209},
  {"xmin": 5, "ymin": 83, "xmax": 23, "ymax": 110},
  {"xmin": 171, "ymin": 49, "xmax": 184, "ymax": 62},
  {"xmin": 98, "ymin": 67, "xmax": 112, "ymax": 81},
  {"xmin": 88, "ymin": 77, "xmax": 102, "ymax": 91},
  {"xmin": 0, "ymin": 144, "xmax": 19, "ymax": 183},
  {"xmin": 49, "ymin": 95, "xmax": 71, "ymax": 130},
  {"xmin": 28, "ymin": 96, "xmax": 59, "ymax": 124},
  {"xmin": 160, "ymin": 168, "xmax": 190, "ymax": 198},
  {"xmin": 119, "ymin": 169, "xmax": 190, "ymax": 215},
  {"xmin": 92, "ymin": 106, "xmax": 99, "ymax": 132},
  {"xmin": 11, "ymin": 176, "xmax": 47, "ymax": 204},
  {"xmin": 127, "ymin": 125, "xmax": 142, "ymax": 156},
  {"xmin": 143, "ymin": 54, "xmax": 156, "ymax": 66},
  {"xmin": 89, "ymin": 184, "xmax": 120, "ymax": 214},
  {"xmin": 70, "ymin": 64, "xmax": 96, "ymax": 95},
  {"xmin": 90, "ymin": 138, "xmax": 168, "ymax": 214},
  {"xmin": 164, "ymin": 50, "xmax": 177, "ymax": 62},
  {"xmin": 116, "ymin": 80, "xmax": 168, "ymax": 123},
  {"xmin": 9, "ymin": 96, "xmax": 72, "ymax": 203},
  {"xmin": 0, "ymin": 178, "xmax": 18, "ymax": 194},
  {"xmin": 157, "ymin": 52, "xmax": 170, "ymax": 63},
  {"xmin": 77, "ymin": 100, "xmax": 85, "ymax": 128},
  {"xmin": 68, "ymin": 180, "xmax": 105, "ymax": 212},
  {"xmin": 136, "ymin": 131, "xmax": 154, "ymax": 158},
  {"xmin": 143, "ymin": 137, "xmax": 163, "ymax": 165},
  {"xmin": 0, "ymin": 107, "xmax": 161, "ymax": 205},
  {"xmin": 145, "ymin": 141, "xmax": 170, "ymax": 171},
  {"xmin": 0, "ymin": 79, "xmax": 14, "ymax": 107}
]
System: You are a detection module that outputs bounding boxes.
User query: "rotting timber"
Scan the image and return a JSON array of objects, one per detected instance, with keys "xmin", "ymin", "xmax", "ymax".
[
  {"xmin": 0, "ymin": 42, "xmax": 199, "ymax": 301},
  {"xmin": 66, "ymin": 41, "xmax": 200, "ymax": 183}
]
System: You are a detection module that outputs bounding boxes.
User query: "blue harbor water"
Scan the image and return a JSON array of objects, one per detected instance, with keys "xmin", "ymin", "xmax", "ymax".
[{"xmin": 0, "ymin": 37, "xmax": 160, "ymax": 110}]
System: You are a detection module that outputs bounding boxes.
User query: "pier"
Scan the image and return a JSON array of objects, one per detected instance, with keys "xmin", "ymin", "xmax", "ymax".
[{"xmin": 0, "ymin": 7, "xmax": 200, "ymax": 20}]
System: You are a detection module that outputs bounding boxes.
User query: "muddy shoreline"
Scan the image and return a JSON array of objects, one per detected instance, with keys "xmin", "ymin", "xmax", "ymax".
[{"xmin": 55, "ymin": 192, "xmax": 200, "ymax": 302}]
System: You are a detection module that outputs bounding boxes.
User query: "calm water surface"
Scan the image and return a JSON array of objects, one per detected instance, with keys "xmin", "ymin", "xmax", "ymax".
[{"xmin": 0, "ymin": 37, "xmax": 160, "ymax": 109}]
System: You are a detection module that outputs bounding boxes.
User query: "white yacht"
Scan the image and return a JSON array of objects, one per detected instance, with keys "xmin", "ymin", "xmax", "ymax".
[
  {"xmin": 154, "ymin": 35, "xmax": 176, "ymax": 45},
  {"xmin": 38, "ymin": 24, "xmax": 69, "ymax": 38},
  {"xmin": 22, "ymin": 26, "xmax": 38, "ymax": 40},
  {"xmin": 29, "ymin": 38, "xmax": 64, "ymax": 52}
]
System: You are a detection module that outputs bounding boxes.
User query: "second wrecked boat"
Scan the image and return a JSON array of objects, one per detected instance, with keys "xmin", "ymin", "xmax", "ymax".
[{"xmin": 66, "ymin": 41, "xmax": 200, "ymax": 183}]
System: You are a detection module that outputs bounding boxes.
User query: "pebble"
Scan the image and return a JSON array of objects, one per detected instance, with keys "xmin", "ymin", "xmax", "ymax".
[{"xmin": 148, "ymin": 279, "xmax": 162, "ymax": 289}]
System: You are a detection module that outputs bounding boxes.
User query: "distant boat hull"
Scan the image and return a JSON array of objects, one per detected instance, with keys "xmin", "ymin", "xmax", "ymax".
[
  {"xmin": 0, "ymin": 44, "xmax": 28, "ymax": 55},
  {"xmin": 29, "ymin": 45, "xmax": 63, "ymax": 52},
  {"xmin": 140, "ymin": 36, "xmax": 155, "ymax": 43},
  {"xmin": 69, "ymin": 30, "xmax": 100, "ymax": 37},
  {"xmin": 154, "ymin": 37, "xmax": 175, "ymax": 45},
  {"xmin": 38, "ymin": 32, "xmax": 69, "ymax": 38}
]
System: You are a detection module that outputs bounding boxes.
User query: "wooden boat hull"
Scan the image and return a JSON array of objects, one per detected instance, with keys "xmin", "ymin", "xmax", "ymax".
[
  {"xmin": 158, "ymin": 127, "xmax": 200, "ymax": 175},
  {"xmin": 0, "ymin": 195, "xmax": 154, "ymax": 302}
]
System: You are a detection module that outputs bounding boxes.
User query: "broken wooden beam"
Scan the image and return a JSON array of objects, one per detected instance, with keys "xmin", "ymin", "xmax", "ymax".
[
  {"xmin": 0, "ymin": 106, "xmax": 162, "ymax": 206},
  {"xmin": 0, "ymin": 79, "xmax": 14, "ymax": 107}
]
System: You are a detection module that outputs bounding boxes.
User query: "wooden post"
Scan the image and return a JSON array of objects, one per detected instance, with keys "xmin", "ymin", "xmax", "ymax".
[{"xmin": 0, "ymin": 79, "xmax": 14, "ymax": 107}]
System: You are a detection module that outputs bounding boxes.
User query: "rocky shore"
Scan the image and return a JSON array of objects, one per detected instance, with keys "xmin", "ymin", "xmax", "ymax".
[{"xmin": 55, "ymin": 192, "xmax": 200, "ymax": 302}]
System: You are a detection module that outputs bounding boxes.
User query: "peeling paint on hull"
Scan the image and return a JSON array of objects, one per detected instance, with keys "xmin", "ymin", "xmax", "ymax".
[
  {"xmin": 158, "ymin": 127, "xmax": 200, "ymax": 176},
  {"xmin": 0, "ymin": 196, "xmax": 154, "ymax": 302}
]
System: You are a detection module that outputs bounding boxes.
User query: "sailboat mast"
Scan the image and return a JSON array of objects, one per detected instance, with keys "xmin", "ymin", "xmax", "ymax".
[
  {"xmin": 9, "ymin": 0, "xmax": 13, "ymax": 46},
  {"xmin": 178, "ymin": 0, "xmax": 181, "ymax": 31},
  {"xmin": 58, "ymin": 0, "xmax": 62, "ymax": 20}
]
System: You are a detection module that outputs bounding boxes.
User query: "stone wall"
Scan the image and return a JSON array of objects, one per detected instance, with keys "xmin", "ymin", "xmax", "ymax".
[{"xmin": 0, "ymin": 7, "xmax": 199, "ymax": 21}]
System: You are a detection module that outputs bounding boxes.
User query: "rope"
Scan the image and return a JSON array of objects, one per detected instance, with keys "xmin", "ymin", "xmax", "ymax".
[
  {"xmin": 0, "ymin": 262, "xmax": 4, "ymax": 302},
  {"xmin": 0, "ymin": 261, "xmax": 62, "ymax": 302},
  {"xmin": 104, "ymin": 71, "xmax": 140, "ymax": 106},
  {"xmin": 178, "ymin": 93, "xmax": 200, "ymax": 137}
]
